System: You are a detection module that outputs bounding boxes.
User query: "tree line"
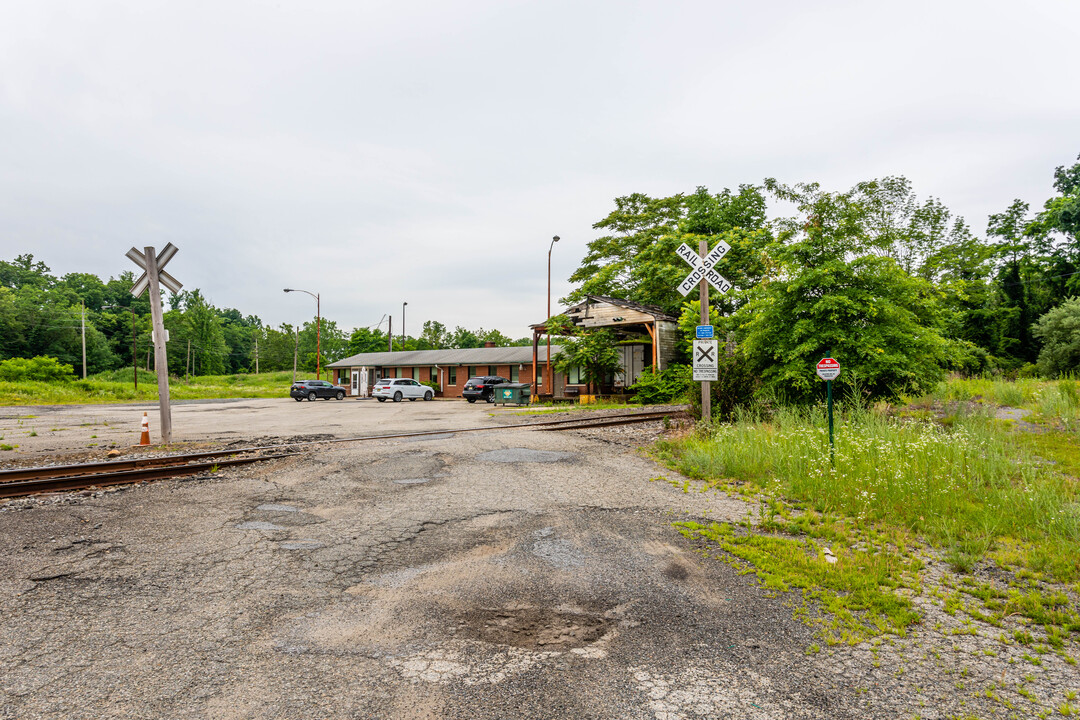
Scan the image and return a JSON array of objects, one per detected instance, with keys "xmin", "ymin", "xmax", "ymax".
[
  {"xmin": 0, "ymin": 258, "xmax": 529, "ymax": 378},
  {"xmin": 563, "ymin": 153, "xmax": 1080, "ymax": 400}
]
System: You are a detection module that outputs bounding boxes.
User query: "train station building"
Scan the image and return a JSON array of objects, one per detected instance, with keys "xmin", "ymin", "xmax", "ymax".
[{"xmin": 327, "ymin": 296, "xmax": 679, "ymax": 400}]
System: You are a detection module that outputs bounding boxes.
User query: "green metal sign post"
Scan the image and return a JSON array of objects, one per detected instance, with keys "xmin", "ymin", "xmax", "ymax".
[{"xmin": 816, "ymin": 355, "xmax": 840, "ymax": 461}]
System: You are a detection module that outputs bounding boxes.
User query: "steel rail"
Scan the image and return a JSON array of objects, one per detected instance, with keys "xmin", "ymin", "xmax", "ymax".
[
  {"xmin": 536, "ymin": 413, "xmax": 688, "ymax": 431},
  {"xmin": 0, "ymin": 454, "xmax": 291, "ymax": 499}
]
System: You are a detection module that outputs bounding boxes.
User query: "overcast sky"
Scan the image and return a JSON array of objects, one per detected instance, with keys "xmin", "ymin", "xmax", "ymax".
[{"xmin": 2, "ymin": 1, "xmax": 1077, "ymax": 339}]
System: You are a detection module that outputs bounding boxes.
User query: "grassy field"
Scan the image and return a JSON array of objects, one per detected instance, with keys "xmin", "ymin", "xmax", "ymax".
[
  {"xmin": 0, "ymin": 370, "xmax": 317, "ymax": 405},
  {"xmin": 656, "ymin": 376, "xmax": 1080, "ymax": 647}
]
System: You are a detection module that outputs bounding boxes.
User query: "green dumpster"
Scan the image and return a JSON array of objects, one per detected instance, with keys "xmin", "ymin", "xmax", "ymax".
[{"xmin": 494, "ymin": 383, "xmax": 532, "ymax": 406}]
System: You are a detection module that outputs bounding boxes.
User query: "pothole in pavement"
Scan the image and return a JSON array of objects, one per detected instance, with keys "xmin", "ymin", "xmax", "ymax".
[
  {"xmin": 476, "ymin": 448, "xmax": 573, "ymax": 463},
  {"xmin": 455, "ymin": 605, "xmax": 613, "ymax": 650}
]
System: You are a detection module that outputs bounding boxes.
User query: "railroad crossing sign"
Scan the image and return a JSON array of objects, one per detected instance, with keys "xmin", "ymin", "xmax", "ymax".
[
  {"xmin": 129, "ymin": 243, "xmax": 182, "ymax": 298},
  {"xmin": 676, "ymin": 241, "xmax": 732, "ymax": 296},
  {"xmin": 816, "ymin": 357, "xmax": 841, "ymax": 381},
  {"xmin": 693, "ymin": 338, "xmax": 718, "ymax": 381},
  {"xmin": 125, "ymin": 245, "xmax": 181, "ymax": 444}
]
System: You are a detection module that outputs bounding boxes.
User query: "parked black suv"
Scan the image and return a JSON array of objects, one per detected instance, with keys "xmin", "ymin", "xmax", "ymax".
[
  {"xmin": 461, "ymin": 376, "xmax": 509, "ymax": 403},
  {"xmin": 290, "ymin": 380, "xmax": 347, "ymax": 401}
]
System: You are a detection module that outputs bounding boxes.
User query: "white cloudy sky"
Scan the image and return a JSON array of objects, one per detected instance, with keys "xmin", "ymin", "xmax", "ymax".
[{"xmin": 1, "ymin": 1, "xmax": 1077, "ymax": 338}]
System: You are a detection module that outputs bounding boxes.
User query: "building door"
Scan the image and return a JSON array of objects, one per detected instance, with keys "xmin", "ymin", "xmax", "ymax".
[{"xmin": 351, "ymin": 370, "xmax": 359, "ymax": 396}]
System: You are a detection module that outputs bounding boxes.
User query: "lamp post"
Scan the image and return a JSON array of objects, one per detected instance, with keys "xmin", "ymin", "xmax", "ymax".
[
  {"xmin": 547, "ymin": 235, "xmax": 559, "ymax": 391},
  {"xmin": 401, "ymin": 301, "xmax": 407, "ymax": 350},
  {"xmin": 103, "ymin": 305, "xmax": 138, "ymax": 391},
  {"xmin": 284, "ymin": 288, "xmax": 321, "ymax": 379}
]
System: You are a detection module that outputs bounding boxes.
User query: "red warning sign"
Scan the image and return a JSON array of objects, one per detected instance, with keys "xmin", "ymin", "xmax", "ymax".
[{"xmin": 816, "ymin": 357, "xmax": 840, "ymax": 381}]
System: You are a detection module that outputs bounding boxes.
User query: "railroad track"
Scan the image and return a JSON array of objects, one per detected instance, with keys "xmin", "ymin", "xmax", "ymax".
[
  {"xmin": 0, "ymin": 452, "xmax": 292, "ymax": 499},
  {"xmin": 0, "ymin": 406, "xmax": 689, "ymax": 498}
]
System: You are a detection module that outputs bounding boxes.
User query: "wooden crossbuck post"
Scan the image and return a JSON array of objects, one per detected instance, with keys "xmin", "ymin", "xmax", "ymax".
[
  {"xmin": 144, "ymin": 247, "xmax": 172, "ymax": 444},
  {"xmin": 128, "ymin": 243, "xmax": 181, "ymax": 445},
  {"xmin": 698, "ymin": 239, "xmax": 711, "ymax": 424}
]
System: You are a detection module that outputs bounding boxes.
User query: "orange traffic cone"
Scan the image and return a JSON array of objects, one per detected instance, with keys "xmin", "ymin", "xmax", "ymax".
[{"xmin": 139, "ymin": 412, "xmax": 151, "ymax": 446}]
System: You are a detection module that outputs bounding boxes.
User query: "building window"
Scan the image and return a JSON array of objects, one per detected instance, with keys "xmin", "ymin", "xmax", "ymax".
[
  {"xmin": 509, "ymin": 365, "xmax": 518, "ymax": 382},
  {"xmin": 567, "ymin": 365, "xmax": 583, "ymax": 384},
  {"xmin": 396, "ymin": 368, "xmax": 403, "ymax": 378},
  {"xmin": 468, "ymin": 366, "xmax": 477, "ymax": 378},
  {"xmin": 449, "ymin": 367, "xmax": 457, "ymax": 385},
  {"xmin": 488, "ymin": 366, "xmax": 496, "ymax": 376},
  {"xmin": 412, "ymin": 367, "xmax": 419, "ymax": 380}
]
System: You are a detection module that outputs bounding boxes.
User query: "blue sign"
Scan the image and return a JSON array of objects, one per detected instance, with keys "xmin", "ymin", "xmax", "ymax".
[{"xmin": 696, "ymin": 325, "xmax": 714, "ymax": 339}]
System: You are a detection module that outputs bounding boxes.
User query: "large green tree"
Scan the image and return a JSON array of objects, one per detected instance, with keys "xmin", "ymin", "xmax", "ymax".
[{"xmin": 737, "ymin": 180, "xmax": 955, "ymax": 400}]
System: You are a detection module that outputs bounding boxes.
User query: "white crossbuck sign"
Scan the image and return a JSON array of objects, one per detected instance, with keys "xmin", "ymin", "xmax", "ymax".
[
  {"xmin": 128, "ymin": 243, "xmax": 183, "ymax": 298},
  {"xmin": 676, "ymin": 241, "xmax": 732, "ymax": 296}
]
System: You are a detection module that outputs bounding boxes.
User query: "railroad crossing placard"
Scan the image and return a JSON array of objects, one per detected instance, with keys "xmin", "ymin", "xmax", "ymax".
[
  {"xmin": 676, "ymin": 241, "xmax": 732, "ymax": 296},
  {"xmin": 816, "ymin": 357, "xmax": 841, "ymax": 381},
  {"xmin": 693, "ymin": 338, "xmax": 718, "ymax": 381}
]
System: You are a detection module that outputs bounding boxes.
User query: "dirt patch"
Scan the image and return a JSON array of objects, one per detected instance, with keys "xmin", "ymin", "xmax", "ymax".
[{"xmin": 456, "ymin": 605, "xmax": 613, "ymax": 650}]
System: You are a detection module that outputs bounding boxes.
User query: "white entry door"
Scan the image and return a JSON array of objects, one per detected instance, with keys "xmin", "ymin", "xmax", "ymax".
[{"xmin": 351, "ymin": 370, "xmax": 359, "ymax": 395}]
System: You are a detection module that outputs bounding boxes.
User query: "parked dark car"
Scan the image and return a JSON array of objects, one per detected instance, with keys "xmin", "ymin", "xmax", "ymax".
[
  {"xmin": 290, "ymin": 380, "xmax": 346, "ymax": 401},
  {"xmin": 461, "ymin": 376, "xmax": 509, "ymax": 403}
]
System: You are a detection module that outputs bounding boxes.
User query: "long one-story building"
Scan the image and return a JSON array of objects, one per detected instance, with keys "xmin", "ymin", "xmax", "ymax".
[
  {"xmin": 327, "ymin": 295, "xmax": 680, "ymax": 400},
  {"xmin": 325, "ymin": 344, "xmax": 560, "ymax": 399}
]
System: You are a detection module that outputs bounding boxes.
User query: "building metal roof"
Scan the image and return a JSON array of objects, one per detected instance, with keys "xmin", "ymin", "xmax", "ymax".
[
  {"xmin": 327, "ymin": 345, "xmax": 561, "ymax": 369},
  {"xmin": 531, "ymin": 295, "xmax": 679, "ymax": 329},
  {"xmin": 574, "ymin": 295, "xmax": 679, "ymax": 322}
]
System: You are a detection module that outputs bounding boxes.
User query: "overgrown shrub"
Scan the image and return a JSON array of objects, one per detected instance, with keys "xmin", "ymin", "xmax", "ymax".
[
  {"xmin": 688, "ymin": 347, "xmax": 760, "ymax": 421},
  {"xmin": 1033, "ymin": 297, "xmax": 1080, "ymax": 377},
  {"xmin": 629, "ymin": 365, "xmax": 692, "ymax": 404},
  {"xmin": 0, "ymin": 356, "xmax": 76, "ymax": 382}
]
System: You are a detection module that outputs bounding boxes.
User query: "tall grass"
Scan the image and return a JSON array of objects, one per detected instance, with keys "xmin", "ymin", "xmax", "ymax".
[
  {"xmin": 0, "ymin": 370, "xmax": 318, "ymax": 405},
  {"xmin": 658, "ymin": 404, "xmax": 1080, "ymax": 582}
]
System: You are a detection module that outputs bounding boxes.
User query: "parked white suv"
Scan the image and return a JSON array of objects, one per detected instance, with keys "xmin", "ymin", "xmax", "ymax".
[{"xmin": 373, "ymin": 378, "xmax": 434, "ymax": 402}]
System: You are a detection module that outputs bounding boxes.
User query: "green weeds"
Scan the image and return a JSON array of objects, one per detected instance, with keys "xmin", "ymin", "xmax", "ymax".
[{"xmin": 656, "ymin": 394, "xmax": 1080, "ymax": 642}]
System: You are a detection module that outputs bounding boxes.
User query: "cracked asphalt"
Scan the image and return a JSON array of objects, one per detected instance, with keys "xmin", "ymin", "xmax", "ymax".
[
  {"xmin": 0, "ymin": 400, "xmax": 848, "ymax": 719},
  {"xmin": 3, "ymin": 400, "xmax": 1074, "ymax": 718}
]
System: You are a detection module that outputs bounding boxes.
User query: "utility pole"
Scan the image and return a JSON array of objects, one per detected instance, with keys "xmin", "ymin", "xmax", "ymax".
[
  {"xmin": 254, "ymin": 333, "xmax": 259, "ymax": 374},
  {"xmin": 186, "ymin": 339, "xmax": 191, "ymax": 380},
  {"xmin": 80, "ymin": 301, "xmax": 87, "ymax": 379},
  {"xmin": 388, "ymin": 316, "xmax": 393, "ymax": 352}
]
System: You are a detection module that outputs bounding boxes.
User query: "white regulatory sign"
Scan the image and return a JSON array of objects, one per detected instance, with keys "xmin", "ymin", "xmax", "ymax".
[
  {"xmin": 676, "ymin": 240, "xmax": 734, "ymax": 296},
  {"xmin": 693, "ymin": 339, "xmax": 718, "ymax": 381}
]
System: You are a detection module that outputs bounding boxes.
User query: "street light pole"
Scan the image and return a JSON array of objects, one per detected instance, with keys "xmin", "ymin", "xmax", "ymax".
[
  {"xmin": 284, "ymin": 288, "xmax": 321, "ymax": 379},
  {"xmin": 402, "ymin": 301, "xmax": 407, "ymax": 350},
  {"xmin": 547, "ymin": 235, "xmax": 559, "ymax": 392}
]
